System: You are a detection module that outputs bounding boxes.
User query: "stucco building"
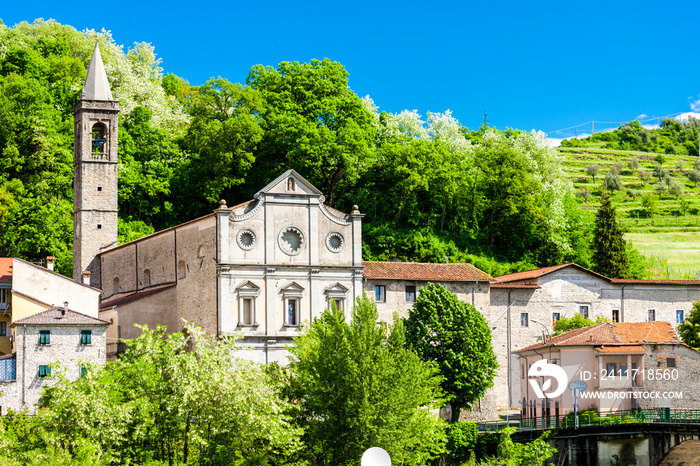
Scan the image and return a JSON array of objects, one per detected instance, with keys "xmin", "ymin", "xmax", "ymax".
[
  {"xmin": 491, "ymin": 263, "xmax": 700, "ymax": 412},
  {"xmin": 515, "ymin": 321, "xmax": 700, "ymax": 421}
]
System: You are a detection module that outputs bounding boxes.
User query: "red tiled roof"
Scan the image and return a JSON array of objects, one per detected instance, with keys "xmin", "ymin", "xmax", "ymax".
[
  {"xmin": 0, "ymin": 258, "xmax": 12, "ymax": 282},
  {"xmin": 493, "ymin": 263, "xmax": 611, "ymax": 283},
  {"xmin": 99, "ymin": 283, "xmax": 176, "ymax": 309},
  {"xmin": 516, "ymin": 321, "xmax": 680, "ymax": 353},
  {"xmin": 362, "ymin": 261, "xmax": 492, "ymax": 281},
  {"xmin": 14, "ymin": 307, "xmax": 110, "ymax": 326},
  {"xmin": 596, "ymin": 345, "xmax": 645, "ymax": 355},
  {"xmin": 490, "ymin": 283, "xmax": 541, "ymax": 289}
]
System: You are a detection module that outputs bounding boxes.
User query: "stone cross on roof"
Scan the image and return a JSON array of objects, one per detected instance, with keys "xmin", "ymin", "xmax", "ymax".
[{"xmin": 83, "ymin": 43, "xmax": 113, "ymax": 101}]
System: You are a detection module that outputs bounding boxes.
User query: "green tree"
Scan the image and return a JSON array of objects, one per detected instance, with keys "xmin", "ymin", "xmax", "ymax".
[
  {"xmin": 246, "ymin": 59, "xmax": 376, "ymax": 207},
  {"xmin": 679, "ymin": 302, "xmax": 700, "ymax": 348},
  {"xmin": 585, "ymin": 163, "xmax": 600, "ymax": 183},
  {"xmin": 604, "ymin": 173, "xmax": 623, "ymax": 192},
  {"xmin": 638, "ymin": 168, "xmax": 651, "ymax": 184},
  {"xmin": 668, "ymin": 179, "xmax": 684, "ymax": 199},
  {"xmin": 404, "ymin": 283, "xmax": 498, "ymax": 422},
  {"xmin": 592, "ymin": 196, "xmax": 629, "ymax": 278},
  {"xmin": 655, "ymin": 153, "xmax": 666, "ymax": 166},
  {"xmin": 640, "ymin": 193, "xmax": 659, "ymax": 217},
  {"xmin": 653, "ymin": 163, "xmax": 668, "ymax": 180},
  {"xmin": 288, "ymin": 296, "xmax": 446, "ymax": 466},
  {"xmin": 689, "ymin": 169, "xmax": 700, "ymax": 187},
  {"xmin": 39, "ymin": 324, "xmax": 302, "ymax": 465},
  {"xmin": 627, "ymin": 157, "xmax": 640, "ymax": 171},
  {"xmin": 553, "ymin": 314, "xmax": 609, "ymax": 335}
]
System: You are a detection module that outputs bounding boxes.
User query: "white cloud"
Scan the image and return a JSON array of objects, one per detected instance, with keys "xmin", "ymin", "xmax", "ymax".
[
  {"xmin": 636, "ymin": 113, "xmax": 648, "ymax": 120},
  {"xmin": 677, "ymin": 111, "xmax": 700, "ymax": 122},
  {"xmin": 690, "ymin": 95, "xmax": 700, "ymax": 112}
]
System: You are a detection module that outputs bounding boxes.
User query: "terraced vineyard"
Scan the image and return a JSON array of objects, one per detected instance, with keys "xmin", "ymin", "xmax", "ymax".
[{"xmin": 558, "ymin": 145, "xmax": 700, "ymax": 279}]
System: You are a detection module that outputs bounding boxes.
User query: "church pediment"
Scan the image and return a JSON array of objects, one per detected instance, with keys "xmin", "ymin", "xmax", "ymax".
[
  {"xmin": 324, "ymin": 282, "xmax": 348, "ymax": 294},
  {"xmin": 281, "ymin": 281, "xmax": 305, "ymax": 298},
  {"xmin": 255, "ymin": 169, "xmax": 324, "ymax": 197}
]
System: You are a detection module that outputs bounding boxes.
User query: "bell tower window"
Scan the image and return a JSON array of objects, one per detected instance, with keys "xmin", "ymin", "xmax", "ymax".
[{"xmin": 91, "ymin": 123, "xmax": 107, "ymax": 159}]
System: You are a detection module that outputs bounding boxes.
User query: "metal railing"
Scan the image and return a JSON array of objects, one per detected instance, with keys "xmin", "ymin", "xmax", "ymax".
[{"xmin": 480, "ymin": 409, "xmax": 700, "ymax": 433}]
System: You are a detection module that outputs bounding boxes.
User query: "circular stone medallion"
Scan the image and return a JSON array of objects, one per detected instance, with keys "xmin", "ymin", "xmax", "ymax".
[
  {"xmin": 278, "ymin": 227, "xmax": 305, "ymax": 255},
  {"xmin": 237, "ymin": 229, "xmax": 257, "ymax": 250},
  {"xmin": 326, "ymin": 232, "xmax": 345, "ymax": 253}
]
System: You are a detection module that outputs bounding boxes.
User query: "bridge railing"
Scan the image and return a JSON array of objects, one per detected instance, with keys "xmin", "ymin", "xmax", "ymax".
[{"xmin": 479, "ymin": 409, "xmax": 700, "ymax": 433}]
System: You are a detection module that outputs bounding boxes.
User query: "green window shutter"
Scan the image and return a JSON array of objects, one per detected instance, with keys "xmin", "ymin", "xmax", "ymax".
[
  {"xmin": 39, "ymin": 330, "xmax": 50, "ymax": 345},
  {"xmin": 80, "ymin": 366, "xmax": 87, "ymax": 378},
  {"xmin": 81, "ymin": 330, "xmax": 92, "ymax": 345},
  {"xmin": 39, "ymin": 365, "xmax": 51, "ymax": 377}
]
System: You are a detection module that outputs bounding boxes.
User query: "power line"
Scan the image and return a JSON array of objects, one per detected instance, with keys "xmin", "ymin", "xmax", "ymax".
[{"xmin": 546, "ymin": 110, "xmax": 697, "ymax": 137}]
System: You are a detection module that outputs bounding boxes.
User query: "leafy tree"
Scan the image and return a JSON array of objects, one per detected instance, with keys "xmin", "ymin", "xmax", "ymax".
[
  {"xmin": 689, "ymin": 169, "xmax": 700, "ymax": 187},
  {"xmin": 680, "ymin": 198, "xmax": 690, "ymax": 216},
  {"xmin": 653, "ymin": 164, "xmax": 668, "ymax": 180},
  {"xmin": 638, "ymin": 168, "xmax": 651, "ymax": 184},
  {"xmin": 604, "ymin": 173, "xmax": 623, "ymax": 192},
  {"xmin": 585, "ymin": 163, "xmax": 600, "ymax": 183},
  {"xmin": 288, "ymin": 296, "xmax": 446, "ymax": 466},
  {"xmin": 668, "ymin": 179, "xmax": 685, "ymax": 199},
  {"xmin": 553, "ymin": 314, "xmax": 610, "ymax": 335},
  {"xmin": 404, "ymin": 283, "xmax": 498, "ymax": 422},
  {"xmin": 576, "ymin": 187, "xmax": 592, "ymax": 203},
  {"xmin": 655, "ymin": 154, "xmax": 666, "ymax": 166},
  {"xmin": 610, "ymin": 161, "xmax": 624, "ymax": 175},
  {"xmin": 677, "ymin": 159, "xmax": 685, "ymax": 173},
  {"xmin": 39, "ymin": 324, "xmax": 302, "ymax": 464},
  {"xmin": 679, "ymin": 302, "xmax": 700, "ymax": 348},
  {"xmin": 628, "ymin": 157, "xmax": 640, "ymax": 171},
  {"xmin": 246, "ymin": 59, "xmax": 376, "ymax": 207},
  {"xmin": 640, "ymin": 193, "xmax": 659, "ymax": 217},
  {"xmin": 592, "ymin": 196, "xmax": 629, "ymax": 278}
]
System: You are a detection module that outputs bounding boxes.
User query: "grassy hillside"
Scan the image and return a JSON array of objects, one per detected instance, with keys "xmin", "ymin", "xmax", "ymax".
[{"xmin": 558, "ymin": 145, "xmax": 700, "ymax": 278}]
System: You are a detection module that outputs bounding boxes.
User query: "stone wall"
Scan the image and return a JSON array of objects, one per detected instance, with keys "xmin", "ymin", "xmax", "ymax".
[{"xmin": 14, "ymin": 324, "xmax": 107, "ymax": 412}]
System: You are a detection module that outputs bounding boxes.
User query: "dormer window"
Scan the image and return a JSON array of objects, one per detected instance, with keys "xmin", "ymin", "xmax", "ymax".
[{"xmin": 287, "ymin": 177, "xmax": 296, "ymax": 191}]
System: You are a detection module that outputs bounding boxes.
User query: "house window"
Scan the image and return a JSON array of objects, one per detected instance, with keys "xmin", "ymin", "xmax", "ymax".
[
  {"xmin": 38, "ymin": 365, "xmax": 51, "ymax": 378},
  {"xmin": 80, "ymin": 330, "xmax": 92, "ymax": 345},
  {"xmin": 375, "ymin": 285, "xmax": 386, "ymax": 303},
  {"xmin": 579, "ymin": 306, "xmax": 589, "ymax": 319},
  {"xmin": 333, "ymin": 298, "xmax": 344, "ymax": 310},
  {"xmin": 39, "ymin": 330, "xmax": 50, "ymax": 345},
  {"xmin": 521, "ymin": 313, "xmax": 529, "ymax": 327},
  {"xmin": 287, "ymin": 298, "xmax": 298, "ymax": 326},
  {"xmin": 677, "ymin": 310, "xmax": 684, "ymax": 324},
  {"xmin": 237, "ymin": 281, "xmax": 260, "ymax": 326},
  {"xmin": 80, "ymin": 366, "xmax": 87, "ymax": 378},
  {"xmin": 405, "ymin": 286, "xmax": 416, "ymax": 302},
  {"xmin": 0, "ymin": 322, "xmax": 5, "ymax": 337},
  {"xmin": 648, "ymin": 309, "xmax": 656, "ymax": 322},
  {"xmin": 667, "ymin": 357, "xmax": 677, "ymax": 368},
  {"xmin": 0, "ymin": 288, "xmax": 7, "ymax": 310},
  {"xmin": 620, "ymin": 365, "xmax": 627, "ymax": 376},
  {"xmin": 242, "ymin": 298, "xmax": 253, "ymax": 324},
  {"xmin": 552, "ymin": 312, "xmax": 561, "ymax": 326},
  {"xmin": 606, "ymin": 362, "xmax": 617, "ymax": 377},
  {"xmin": 612, "ymin": 309, "xmax": 620, "ymax": 323}
]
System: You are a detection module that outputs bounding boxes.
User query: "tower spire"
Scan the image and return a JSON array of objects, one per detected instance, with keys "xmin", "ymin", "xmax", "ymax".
[{"xmin": 83, "ymin": 43, "xmax": 113, "ymax": 101}]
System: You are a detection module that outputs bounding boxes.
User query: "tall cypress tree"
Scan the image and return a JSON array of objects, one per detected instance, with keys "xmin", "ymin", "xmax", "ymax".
[{"xmin": 592, "ymin": 196, "xmax": 629, "ymax": 278}]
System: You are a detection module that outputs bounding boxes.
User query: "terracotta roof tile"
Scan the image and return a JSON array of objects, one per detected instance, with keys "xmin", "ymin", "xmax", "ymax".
[
  {"xmin": 611, "ymin": 278, "xmax": 700, "ymax": 285},
  {"xmin": 0, "ymin": 258, "xmax": 12, "ymax": 282},
  {"xmin": 362, "ymin": 261, "xmax": 492, "ymax": 282},
  {"xmin": 490, "ymin": 283, "xmax": 541, "ymax": 289},
  {"xmin": 493, "ymin": 263, "xmax": 611, "ymax": 284},
  {"xmin": 100, "ymin": 283, "xmax": 176, "ymax": 309},
  {"xmin": 13, "ymin": 307, "xmax": 110, "ymax": 326},
  {"xmin": 516, "ymin": 321, "xmax": 680, "ymax": 353},
  {"xmin": 596, "ymin": 345, "xmax": 645, "ymax": 354}
]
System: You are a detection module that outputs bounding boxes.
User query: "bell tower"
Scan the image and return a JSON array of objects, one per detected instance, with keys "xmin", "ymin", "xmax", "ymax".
[{"xmin": 73, "ymin": 43, "xmax": 118, "ymax": 287}]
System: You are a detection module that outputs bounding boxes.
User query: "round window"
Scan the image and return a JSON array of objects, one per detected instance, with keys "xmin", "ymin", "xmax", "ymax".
[
  {"xmin": 278, "ymin": 227, "xmax": 305, "ymax": 255},
  {"xmin": 326, "ymin": 232, "xmax": 345, "ymax": 253},
  {"xmin": 237, "ymin": 229, "xmax": 257, "ymax": 250}
]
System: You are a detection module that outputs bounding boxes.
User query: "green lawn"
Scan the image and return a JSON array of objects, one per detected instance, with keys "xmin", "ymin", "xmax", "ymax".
[{"xmin": 625, "ymin": 231, "xmax": 700, "ymax": 279}]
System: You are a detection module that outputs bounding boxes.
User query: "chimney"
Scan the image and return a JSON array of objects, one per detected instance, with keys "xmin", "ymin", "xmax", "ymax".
[
  {"xmin": 46, "ymin": 256, "xmax": 55, "ymax": 271},
  {"xmin": 82, "ymin": 270, "xmax": 91, "ymax": 285},
  {"xmin": 62, "ymin": 301, "xmax": 68, "ymax": 316}
]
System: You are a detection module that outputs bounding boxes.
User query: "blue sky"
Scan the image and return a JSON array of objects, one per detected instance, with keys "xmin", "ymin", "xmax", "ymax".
[{"xmin": 3, "ymin": 1, "xmax": 700, "ymax": 139}]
